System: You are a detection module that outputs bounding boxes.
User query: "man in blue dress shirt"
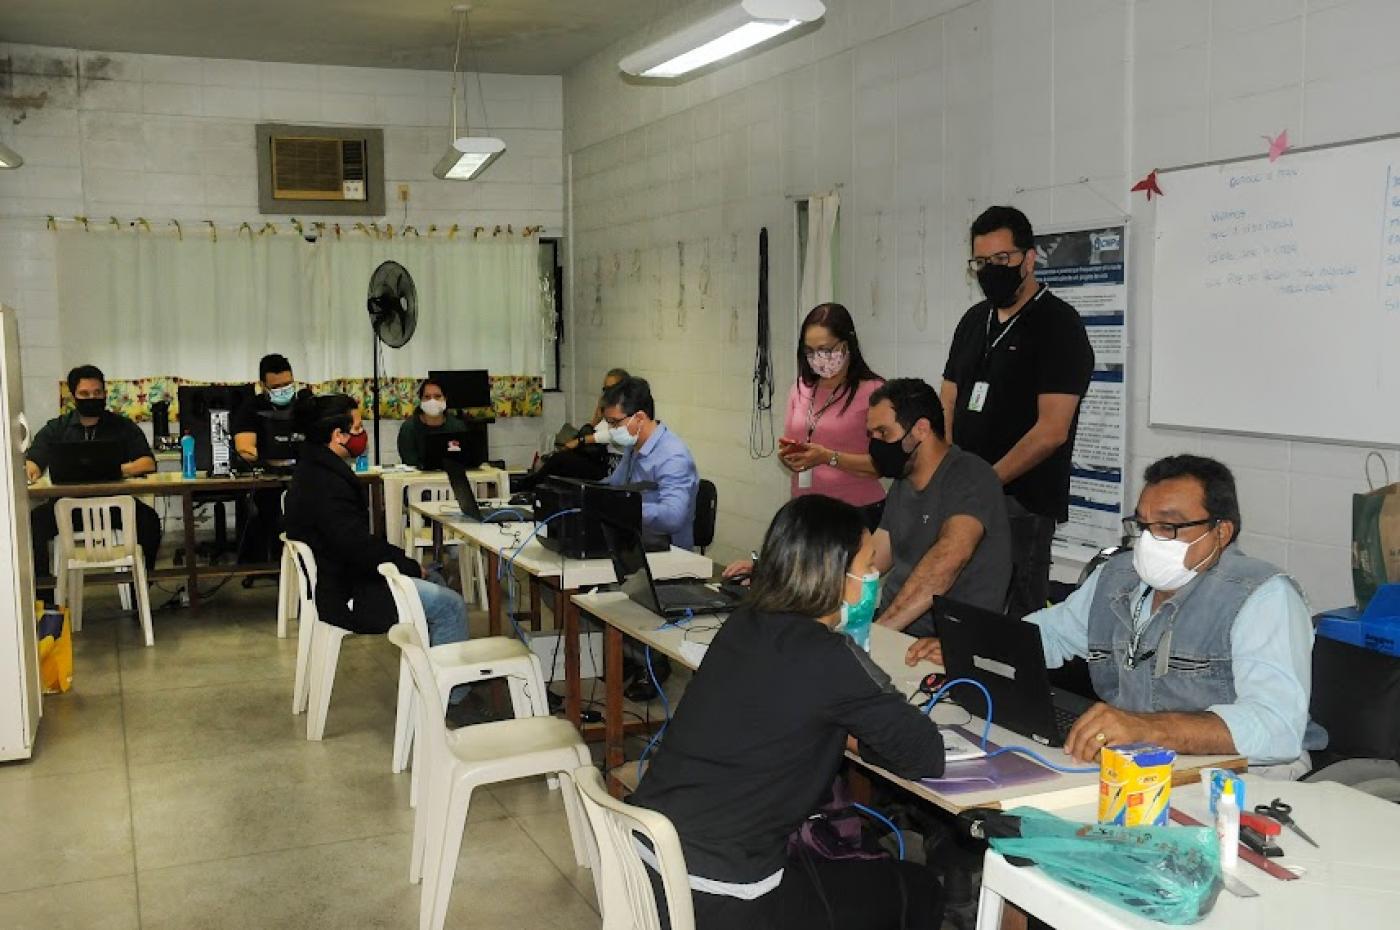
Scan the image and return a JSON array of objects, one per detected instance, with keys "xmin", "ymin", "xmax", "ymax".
[
  {"xmin": 908, "ymin": 454, "xmax": 1322, "ymax": 775},
  {"xmin": 600, "ymin": 376, "xmax": 699, "ymax": 550}
]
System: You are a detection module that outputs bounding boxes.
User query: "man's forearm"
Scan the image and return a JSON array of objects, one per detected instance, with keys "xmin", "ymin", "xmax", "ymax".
[
  {"xmin": 994, "ymin": 422, "xmax": 1066, "ymax": 484},
  {"xmin": 1139, "ymin": 710, "xmax": 1237, "ymax": 756},
  {"xmin": 876, "ymin": 545, "xmax": 965, "ymax": 631}
]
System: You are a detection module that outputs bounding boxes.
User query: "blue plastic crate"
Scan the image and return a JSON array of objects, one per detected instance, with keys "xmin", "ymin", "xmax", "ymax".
[{"xmin": 1316, "ymin": 588, "xmax": 1400, "ymax": 657}]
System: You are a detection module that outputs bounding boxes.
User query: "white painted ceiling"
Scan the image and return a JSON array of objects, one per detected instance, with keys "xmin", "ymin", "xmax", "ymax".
[{"xmin": 0, "ymin": 0, "xmax": 676, "ymax": 75}]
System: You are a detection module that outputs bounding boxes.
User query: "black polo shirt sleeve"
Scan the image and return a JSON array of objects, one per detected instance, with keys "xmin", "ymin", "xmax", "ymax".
[
  {"xmin": 116, "ymin": 416, "xmax": 155, "ymax": 462},
  {"xmin": 1035, "ymin": 302, "xmax": 1095, "ymax": 397},
  {"xmin": 25, "ymin": 416, "xmax": 66, "ymax": 471},
  {"xmin": 943, "ymin": 304, "xmax": 987, "ymax": 386}
]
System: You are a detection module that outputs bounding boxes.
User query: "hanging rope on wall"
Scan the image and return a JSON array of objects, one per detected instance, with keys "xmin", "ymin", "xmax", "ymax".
[
  {"xmin": 914, "ymin": 206, "xmax": 930, "ymax": 332},
  {"xmin": 750, "ymin": 227, "xmax": 775, "ymax": 459}
]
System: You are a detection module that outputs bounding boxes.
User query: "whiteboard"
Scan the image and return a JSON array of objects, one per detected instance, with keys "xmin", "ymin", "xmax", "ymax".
[{"xmin": 1149, "ymin": 134, "xmax": 1400, "ymax": 446}]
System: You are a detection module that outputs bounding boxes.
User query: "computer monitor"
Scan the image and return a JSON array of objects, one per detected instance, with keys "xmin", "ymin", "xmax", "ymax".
[
  {"xmin": 178, "ymin": 384, "xmax": 256, "ymax": 474},
  {"xmin": 428, "ymin": 369, "xmax": 492, "ymax": 409},
  {"xmin": 533, "ymin": 478, "xmax": 642, "ymax": 559}
]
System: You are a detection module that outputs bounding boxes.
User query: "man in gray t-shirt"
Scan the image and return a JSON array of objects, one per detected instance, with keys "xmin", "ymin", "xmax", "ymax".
[{"xmin": 866, "ymin": 379, "xmax": 1012, "ymax": 637}]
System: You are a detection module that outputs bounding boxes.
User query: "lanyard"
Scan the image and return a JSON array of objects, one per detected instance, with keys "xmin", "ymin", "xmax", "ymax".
[
  {"xmin": 804, "ymin": 384, "xmax": 845, "ymax": 441},
  {"xmin": 981, "ymin": 284, "xmax": 1047, "ymax": 362},
  {"xmin": 1125, "ymin": 587, "xmax": 1175, "ymax": 673}
]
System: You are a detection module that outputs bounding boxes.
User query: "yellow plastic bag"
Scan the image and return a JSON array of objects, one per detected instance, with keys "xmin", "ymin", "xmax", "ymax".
[{"xmin": 36, "ymin": 603, "xmax": 73, "ymax": 694}]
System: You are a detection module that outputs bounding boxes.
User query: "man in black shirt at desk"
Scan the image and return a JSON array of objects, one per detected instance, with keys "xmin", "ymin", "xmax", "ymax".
[
  {"xmin": 942, "ymin": 206, "xmax": 1094, "ymax": 617},
  {"xmin": 26, "ymin": 365, "xmax": 161, "ymax": 594},
  {"xmin": 230, "ymin": 353, "xmax": 313, "ymax": 565}
]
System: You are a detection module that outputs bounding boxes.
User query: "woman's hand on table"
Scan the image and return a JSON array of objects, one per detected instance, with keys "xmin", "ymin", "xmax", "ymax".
[{"xmin": 905, "ymin": 637, "xmax": 943, "ymax": 667}]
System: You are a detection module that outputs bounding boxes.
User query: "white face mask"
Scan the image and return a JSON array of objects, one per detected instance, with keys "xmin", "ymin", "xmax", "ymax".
[
  {"xmin": 1132, "ymin": 529, "xmax": 1218, "ymax": 591},
  {"xmin": 608, "ymin": 416, "xmax": 639, "ymax": 448},
  {"xmin": 420, "ymin": 398, "xmax": 447, "ymax": 417}
]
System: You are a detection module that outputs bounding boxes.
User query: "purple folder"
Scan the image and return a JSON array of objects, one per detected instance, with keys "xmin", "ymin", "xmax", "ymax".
[{"xmin": 918, "ymin": 727, "xmax": 1063, "ymax": 796}]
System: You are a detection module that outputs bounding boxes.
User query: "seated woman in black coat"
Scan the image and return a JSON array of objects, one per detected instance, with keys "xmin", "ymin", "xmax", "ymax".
[
  {"xmin": 630, "ymin": 494, "xmax": 946, "ymax": 930},
  {"xmin": 283, "ymin": 394, "xmax": 468, "ymax": 649}
]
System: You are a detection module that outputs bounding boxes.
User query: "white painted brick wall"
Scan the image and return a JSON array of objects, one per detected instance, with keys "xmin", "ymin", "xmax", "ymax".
[
  {"xmin": 562, "ymin": 0, "xmax": 1400, "ymax": 608},
  {"xmin": 0, "ymin": 43, "xmax": 564, "ymax": 428}
]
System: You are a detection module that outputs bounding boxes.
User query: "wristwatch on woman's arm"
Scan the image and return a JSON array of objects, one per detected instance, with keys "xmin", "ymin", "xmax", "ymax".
[{"xmin": 827, "ymin": 449, "xmax": 839, "ymax": 468}]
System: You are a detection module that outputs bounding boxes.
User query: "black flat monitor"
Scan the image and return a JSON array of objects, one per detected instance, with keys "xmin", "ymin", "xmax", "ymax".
[
  {"xmin": 424, "ymin": 429, "xmax": 488, "ymax": 470},
  {"xmin": 178, "ymin": 384, "xmax": 256, "ymax": 473},
  {"xmin": 533, "ymin": 477, "xmax": 642, "ymax": 559},
  {"xmin": 428, "ymin": 369, "xmax": 491, "ymax": 409}
]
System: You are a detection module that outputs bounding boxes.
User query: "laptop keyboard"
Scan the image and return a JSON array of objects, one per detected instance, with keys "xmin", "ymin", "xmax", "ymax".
[
  {"xmin": 1053, "ymin": 704, "xmax": 1082, "ymax": 742},
  {"xmin": 657, "ymin": 584, "xmax": 730, "ymax": 609}
]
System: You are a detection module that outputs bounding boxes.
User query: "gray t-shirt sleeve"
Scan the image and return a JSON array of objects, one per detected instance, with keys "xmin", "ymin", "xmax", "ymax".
[{"xmin": 940, "ymin": 452, "xmax": 1003, "ymax": 534}]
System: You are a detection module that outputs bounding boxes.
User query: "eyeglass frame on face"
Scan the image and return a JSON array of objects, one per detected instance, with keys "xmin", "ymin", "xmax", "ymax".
[
  {"xmin": 1122, "ymin": 515, "xmax": 1219, "ymax": 542},
  {"xmin": 603, "ymin": 410, "xmax": 637, "ymax": 430},
  {"xmin": 802, "ymin": 339, "xmax": 847, "ymax": 362},
  {"xmin": 966, "ymin": 249, "xmax": 1028, "ymax": 274}
]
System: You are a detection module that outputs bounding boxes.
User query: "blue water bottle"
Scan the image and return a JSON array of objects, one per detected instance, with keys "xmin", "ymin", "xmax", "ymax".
[
  {"xmin": 180, "ymin": 432, "xmax": 196, "ymax": 479},
  {"xmin": 355, "ymin": 452, "xmax": 369, "ymax": 473}
]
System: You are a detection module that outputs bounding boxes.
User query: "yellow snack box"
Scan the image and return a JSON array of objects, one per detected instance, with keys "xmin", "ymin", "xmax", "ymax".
[{"xmin": 1098, "ymin": 743, "xmax": 1176, "ymax": 827}]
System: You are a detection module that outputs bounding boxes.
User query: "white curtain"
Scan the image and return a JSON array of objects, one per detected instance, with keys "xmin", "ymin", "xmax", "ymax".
[
  {"xmin": 55, "ymin": 228, "xmax": 546, "ymax": 382},
  {"xmin": 798, "ymin": 190, "xmax": 840, "ymax": 315}
]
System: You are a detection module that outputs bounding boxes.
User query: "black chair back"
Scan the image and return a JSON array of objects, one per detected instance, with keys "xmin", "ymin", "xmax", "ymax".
[{"xmin": 693, "ymin": 479, "xmax": 718, "ymax": 553}]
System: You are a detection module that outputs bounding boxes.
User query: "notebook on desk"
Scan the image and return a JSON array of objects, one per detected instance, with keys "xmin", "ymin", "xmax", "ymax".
[{"xmin": 47, "ymin": 440, "xmax": 124, "ymax": 484}]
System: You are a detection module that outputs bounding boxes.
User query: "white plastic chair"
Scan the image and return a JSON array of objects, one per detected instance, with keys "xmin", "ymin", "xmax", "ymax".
[
  {"xmin": 379, "ymin": 564, "xmax": 547, "ymax": 789},
  {"xmin": 403, "ymin": 478, "xmax": 491, "ymax": 608},
  {"xmin": 574, "ymin": 765, "xmax": 695, "ymax": 930},
  {"xmin": 275, "ymin": 531, "xmax": 298, "ymax": 639},
  {"xmin": 283, "ymin": 538, "xmax": 356, "ymax": 740},
  {"xmin": 54, "ymin": 496, "xmax": 155, "ymax": 647},
  {"xmin": 387, "ymin": 623, "xmax": 593, "ymax": 930}
]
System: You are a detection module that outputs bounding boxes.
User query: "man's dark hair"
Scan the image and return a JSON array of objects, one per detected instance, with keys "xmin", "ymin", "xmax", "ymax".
[
  {"xmin": 600, "ymin": 376, "xmax": 655, "ymax": 420},
  {"xmin": 1142, "ymin": 455, "xmax": 1243, "ymax": 542},
  {"xmin": 869, "ymin": 377, "xmax": 944, "ymax": 440},
  {"xmin": 970, "ymin": 205, "xmax": 1035, "ymax": 252},
  {"xmin": 604, "ymin": 367, "xmax": 631, "ymax": 384},
  {"xmin": 258, "ymin": 353, "xmax": 293, "ymax": 382},
  {"xmin": 747, "ymin": 495, "xmax": 866, "ymax": 618},
  {"xmin": 66, "ymin": 364, "xmax": 104, "ymax": 394},
  {"xmin": 294, "ymin": 393, "xmax": 357, "ymax": 445}
]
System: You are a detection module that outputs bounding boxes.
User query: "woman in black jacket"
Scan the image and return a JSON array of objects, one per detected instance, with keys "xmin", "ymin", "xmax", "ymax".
[
  {"xmin": 282, "ymin": 395, "xmax": 467, "ymax": 646},
  {"xmin": 630, "ymin": 494, "xmax": 946, "ymax": 930}
]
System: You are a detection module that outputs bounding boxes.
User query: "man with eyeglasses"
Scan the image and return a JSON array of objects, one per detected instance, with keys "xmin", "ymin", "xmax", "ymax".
[
  {"xmin": 601, "ymin": 375, "xmax": 699, "ymax": 550},
  {"xmin": 941, "ymin": 206, "xmax": 1094, "ymax": 617},
  {"xmin": 908, "ymin": 455, "xmax": 1319, "ymax": 774}
]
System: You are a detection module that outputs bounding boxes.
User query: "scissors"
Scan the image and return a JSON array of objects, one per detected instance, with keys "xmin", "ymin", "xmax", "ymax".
[{"xmin": 1254, "ymin": 798, "xmax": 1319, "ymax": 848}]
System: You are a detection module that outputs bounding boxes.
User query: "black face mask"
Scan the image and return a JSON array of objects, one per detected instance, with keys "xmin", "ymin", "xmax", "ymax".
[
  {"xmin": 75, "ymin": 397, "xmax": 106, "ymax": 418},
  {"xmin": 869, "ymin": 433, "xmax": 919, "ymax": 479},
  {"xmin": 976, "ymin": 261, "xmax": 1025, "ymax": 309}
]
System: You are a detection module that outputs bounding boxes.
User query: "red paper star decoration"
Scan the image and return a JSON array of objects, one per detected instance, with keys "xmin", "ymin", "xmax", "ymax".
[
  {"xmin": 1263, "ymin": 129, "xmax": 1290, "ymax": 163},
  {"xmin": 1131, "ymin": 170, "xmax": 1163, "ymax": 201}
]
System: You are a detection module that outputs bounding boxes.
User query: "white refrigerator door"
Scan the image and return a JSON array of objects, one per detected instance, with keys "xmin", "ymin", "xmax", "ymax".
[{"xmin": 0, "ymin": 305, "xmax": 39, "ymax": 760}]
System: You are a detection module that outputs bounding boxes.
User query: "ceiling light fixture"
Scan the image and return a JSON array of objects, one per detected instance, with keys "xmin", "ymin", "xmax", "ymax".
[
  {"xmin": 433, "ymin": 4, "xmax": 506, "ymax": 181},
  {"xmin": 0, "ymin": 141, "xmax": 23, "ymax": 169},
  {"xmin": 619, "ymin": 0, "xmax": 825, "ymax": 80}
]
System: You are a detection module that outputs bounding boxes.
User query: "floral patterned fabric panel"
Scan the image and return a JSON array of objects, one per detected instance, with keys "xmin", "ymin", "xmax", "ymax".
[{"xmin": 58, "ymin": 375, "xmax": 544, "ymax": 422}]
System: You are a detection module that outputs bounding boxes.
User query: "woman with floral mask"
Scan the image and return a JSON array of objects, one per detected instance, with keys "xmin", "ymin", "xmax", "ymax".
[
  {"xmin": 725, "ymin": 304, "xmax": 884, "ymax": 581},
  {"xmin": 630, "ymin": 494, "xmax": 945, "ymax": 930},
  {"xmin": 396, "ymin": 378, "xmax": 468, "ymax": 468}
]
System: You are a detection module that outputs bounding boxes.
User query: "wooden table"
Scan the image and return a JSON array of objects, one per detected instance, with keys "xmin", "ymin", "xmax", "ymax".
[
  {"xmin": 408, "ymin": 499, "xmax": 712, "ymax": 730},
  {"xmin": 976, "ymin": 775, "xmax": 1400, "ymax": 929},
  {"xmin": 570, "ymin": 592, "xmax": 1247, "ymax": 807},
  {"xmin": 29, "ymin": 470, "xmax": 386, "ymax": 606}
]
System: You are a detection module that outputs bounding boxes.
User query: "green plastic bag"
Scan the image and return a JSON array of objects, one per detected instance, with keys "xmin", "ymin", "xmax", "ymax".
[{"xmin": 987, "ymin": 807, "xmax": 1222, "ymax": 925}]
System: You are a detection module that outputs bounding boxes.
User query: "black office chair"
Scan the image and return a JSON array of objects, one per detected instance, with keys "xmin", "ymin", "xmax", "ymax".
[{"xmin": 693, "ymin": 479, "xmax": 717, "ymax": 554}]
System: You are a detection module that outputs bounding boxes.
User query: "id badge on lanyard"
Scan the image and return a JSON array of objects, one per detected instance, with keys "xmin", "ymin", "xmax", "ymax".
[{"xmin": 967, "ymin": 381, "xmax": 990, "ymax": 413}]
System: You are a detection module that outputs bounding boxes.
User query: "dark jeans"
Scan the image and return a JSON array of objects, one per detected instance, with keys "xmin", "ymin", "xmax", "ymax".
[
  {"xmin": 649, "ymin": 854, "xmax": 943, "ymax": 930},
  {"xmin": 31, "ymin": 499, "xmax": 161, "ymax": 581},
  {"xmin": 237, "ymin": 487, "xmax": 285, "ymax": 564},
  {"xmin": 1005, "ymin": 495, "xmax": 1056, "ymax": 617}
]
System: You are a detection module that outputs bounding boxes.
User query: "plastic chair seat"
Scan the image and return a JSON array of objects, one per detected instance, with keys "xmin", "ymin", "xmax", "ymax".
[
  {"xmin": 427, "ymin": 636, "xmax": 532, "ymax": 667},
  {"xmin": 67, "ymin": 546, "xmax": 131, "ymax": 565},
  {"xmin": 443, "ymin": 716, "xmax": 583, "ymax": 766},
  {"xmin": 54, "ymin": 495, "xmax": 154, "ymax": 647}
]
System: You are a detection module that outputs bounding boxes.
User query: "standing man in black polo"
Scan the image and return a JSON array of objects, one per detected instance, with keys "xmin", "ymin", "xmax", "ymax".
[{"xmin": 941, "ymin": 206, "xmax": 1094, "ymax": 617}]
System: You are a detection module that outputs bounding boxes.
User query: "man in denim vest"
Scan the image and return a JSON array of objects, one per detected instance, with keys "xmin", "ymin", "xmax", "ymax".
[{"xmin": 909, "ymin": 455, "xmax": 1319, "ymax": 773}]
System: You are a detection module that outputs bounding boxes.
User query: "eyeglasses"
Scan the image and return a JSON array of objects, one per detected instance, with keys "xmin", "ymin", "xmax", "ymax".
[
  {"xmin": 603, "ymin": 412, "xmax": 635, "ymax": 428},
  {"xmin": 966, "ymin": 250, "xmax": 1027, "ymax": 273},
  {"xmin": 802, "ymin": 342, "xmax": 846, "ymax": 361},
  {"xmin": 1122, "ymin": 516, "xmax": 1218, "ymax": 541}
]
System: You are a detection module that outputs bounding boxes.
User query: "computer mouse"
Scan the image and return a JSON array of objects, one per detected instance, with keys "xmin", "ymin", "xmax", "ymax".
[{"xmin": 508, "ymin": 492, "xmax": 532, "ymax": 505}]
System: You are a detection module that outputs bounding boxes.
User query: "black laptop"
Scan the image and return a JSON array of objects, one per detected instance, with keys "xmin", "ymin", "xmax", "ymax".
[
  {"xmin": 935, "ymin": 598, "xmax": 1096, "ymax": 747},
  {"xmin": 47, "ymin": 440, "xmax": 125, "ymax": 484},
  {"xmin": 442, "ymin": 459, "xmax": 530, "ymax": 523},
  {"xmin": 424, "ymin": 430, "xmax": 486, "ymax": 470},
  {"xmin": 600, "ymin": 521, "xmax": 738, "ymax": 619}
]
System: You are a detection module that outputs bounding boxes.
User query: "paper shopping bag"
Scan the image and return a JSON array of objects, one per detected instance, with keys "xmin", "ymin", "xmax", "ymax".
[{"xmin": 35, "ymin": 603, "xmax": 73, "ymax": 694}]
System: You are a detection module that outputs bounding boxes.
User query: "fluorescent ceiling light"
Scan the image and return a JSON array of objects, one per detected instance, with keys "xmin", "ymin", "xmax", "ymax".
[
  {"xmin": 0, "ymin": 141, "xmax": 22, "ymax": 169},
  {"xmin": 433, "ymin": 136, "xmax": 506, "ymax": 181},
  {"xmin": 620, "ymin": 0, "xmax": 825, "ymax": 80}
]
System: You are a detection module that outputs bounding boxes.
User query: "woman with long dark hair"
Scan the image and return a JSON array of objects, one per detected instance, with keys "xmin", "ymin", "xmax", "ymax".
[{"xmin": 631, "ymin": 495, "xmax": 945, "ymax": 930}]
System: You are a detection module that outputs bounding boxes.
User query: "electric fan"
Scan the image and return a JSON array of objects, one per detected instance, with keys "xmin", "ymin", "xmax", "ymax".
[{"xmin": 367, "ymin": 260, "xmax": 418, "ymax": 464}]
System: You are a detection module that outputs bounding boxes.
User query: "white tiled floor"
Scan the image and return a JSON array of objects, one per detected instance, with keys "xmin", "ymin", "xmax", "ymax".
[{"xmin": 0, "ymin": 585, "xmax": 600, "ymax": 930}]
